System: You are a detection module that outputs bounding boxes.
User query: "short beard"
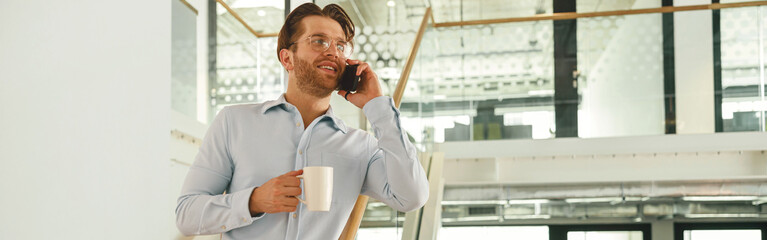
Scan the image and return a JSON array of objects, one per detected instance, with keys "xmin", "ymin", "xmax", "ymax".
[{"xmin": 293, "ymin": 57, "xmax": 339, "ymax": 98}]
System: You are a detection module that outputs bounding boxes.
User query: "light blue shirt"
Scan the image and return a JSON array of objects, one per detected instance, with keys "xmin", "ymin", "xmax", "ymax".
[{"xmin": 176, "ymin": 95, "xmax": 429, "ymax": 240}]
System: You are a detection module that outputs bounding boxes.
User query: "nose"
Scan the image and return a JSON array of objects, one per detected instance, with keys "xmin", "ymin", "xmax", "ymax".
[{"xmin": 323, "ymin": 45, "xmax": 339, "ymax": 59}]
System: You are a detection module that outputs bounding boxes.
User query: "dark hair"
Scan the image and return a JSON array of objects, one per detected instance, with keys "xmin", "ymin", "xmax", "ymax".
[{"xmin": 277, "ymin": 3, "xmax": 355, "ymax": 61}]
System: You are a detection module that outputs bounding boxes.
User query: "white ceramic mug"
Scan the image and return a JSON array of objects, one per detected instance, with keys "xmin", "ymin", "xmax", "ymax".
[{"xmin": 295, "ymin": 166, "xmax": 333, "ymax": 211}]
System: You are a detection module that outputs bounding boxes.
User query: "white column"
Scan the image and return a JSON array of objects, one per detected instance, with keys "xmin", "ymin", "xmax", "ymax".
[
  {"xmin": 674, "ymin": 0, "xmax": 716, "ymax": 134},
  {"xmin": 194, "ymin": 0, "xmax": 210, "ymax": 124},
  {"xmin": 0, "ymin": 0, "xmax": 172, "ymax": 239}
]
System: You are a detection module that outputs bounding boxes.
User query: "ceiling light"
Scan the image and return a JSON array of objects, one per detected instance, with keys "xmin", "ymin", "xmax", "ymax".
[
  {"xmin": 565, "ymin": 197, "xmax": 643, "ymax": 203},
  {"xmin": 684, "ymin": 213, "xmax": 760, "ymax": 218},
  {"xmin": 257, "ymin": 10, "xmax": 266, "ymax": 16},
  {"xmin": 443, "ymin": 216, "xmax": 501, "ymax": 222},
  {"xmin": 441, "ymin": 200, "xmax": 506, "ymax": 205},
  {"xmin": 682, "ymin": 196, "xmax": 759, "ymax": 202},
  {"xmin": 387, "ymin": 0, "xmax": 396, "ymax": 7},
  {"xmin": 458, "ymin": 216, "xmax": 500, "ymax": 221},
  {"xmin": 503, "ymin": 214, "xmax": 552, "ymax": 220},
  {"xmin": 507, "ymin": 199, "xmax": 550, "ymax": 205}
]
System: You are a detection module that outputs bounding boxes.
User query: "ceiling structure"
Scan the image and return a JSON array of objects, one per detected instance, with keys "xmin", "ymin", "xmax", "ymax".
[{"xmin": 215, "ymin": 0, "xmax": 644, "ymax": 43}]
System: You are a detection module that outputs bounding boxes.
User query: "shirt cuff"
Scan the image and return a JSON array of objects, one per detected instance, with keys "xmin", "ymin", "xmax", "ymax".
[
  {"xmin": 363, "ymin": 96, "xmax": 399, "ymax": 124},
  {"xmin": 232, "ymin": 186, "xmax": 266, "ymax": 227}
]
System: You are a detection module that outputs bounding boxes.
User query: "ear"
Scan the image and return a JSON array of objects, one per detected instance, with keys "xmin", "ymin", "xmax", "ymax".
[{"xmin": 279, "ymin": 48, "xmax": 294, "ymax": 71}]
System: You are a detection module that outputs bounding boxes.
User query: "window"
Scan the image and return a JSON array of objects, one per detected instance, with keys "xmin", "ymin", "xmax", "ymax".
[
  {"xmin": 675, "ymin": 222, "xmax": 767, "ymax": 240},
  {"xmin": 550, "ymin": 224, "xmax": 651, "ymax": 240},
  {"xmin": 683, "ymin": 229, "xmax": 760, "ymax": 240},
  {"xmin": 568, "ymin": 231, "xmax": 644, "ymax": 240},
  {"xmin": 439, "ymin": 226, "xmax": 548, "ymax": 240}
]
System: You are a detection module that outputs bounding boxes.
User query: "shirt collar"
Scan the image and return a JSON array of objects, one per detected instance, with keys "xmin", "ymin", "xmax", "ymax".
[
  {"xmin": 261, "ymin": 94, "xmax": 348, "ymax": 134},
  {"xmin": 323, "ymin": 104, "xmax": 348, "ymax": 134},
  {"xmin": 260, "ymin": 94, "xmax": 289, "ymax": 114}
]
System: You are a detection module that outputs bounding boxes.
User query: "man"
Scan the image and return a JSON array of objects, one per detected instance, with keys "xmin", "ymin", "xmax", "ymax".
[{"xmin": 175, "ymin": 3, "xmax": 429, "ymax": 240}]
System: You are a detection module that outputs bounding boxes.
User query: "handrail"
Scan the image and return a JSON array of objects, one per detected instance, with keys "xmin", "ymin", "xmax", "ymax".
[
  {"xmin": 393, "ymin": 7, "xmax": 433, "ymax": 108},
  {"xmin": 338, "ymin": 7, "xmax": 433, "ymax": 240},
  {"xmin": 178, "ymin": 0, "xmax": 198, "ymax": 15},
  {"xmin": 434, "ymin": 1, "xmax": 767, "ymax": 28},
  {"xmin": 215, "ymin": 0, "xmax": 279, "ymax": 38}
]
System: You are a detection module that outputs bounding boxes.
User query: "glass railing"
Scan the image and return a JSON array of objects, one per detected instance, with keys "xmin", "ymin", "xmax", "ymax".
[
  {"xmin": 398, "ymin": 1, "xmax": 767, "ymax": 147},
  {"xmin": 720, "ymin": 4, "xmax": 767, "ymax": 132},
  {"xmin": 402, "ymin": 20, "xmax": 557, "ymax": 144}
]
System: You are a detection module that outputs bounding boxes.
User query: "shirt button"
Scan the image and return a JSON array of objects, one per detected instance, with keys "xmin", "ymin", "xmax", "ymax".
[
  {"xmin": 242, "ymin": 217, "xmax": 248, "ymax": 223},
  {"xmin": 296, "ymin": 123, "xmax": 300, "ymax": 127},
  {"xmin": 299, "ymin": 150, "xmax": 303, "ymax": 155},
  {"xmin": 293, "ymin": 213, "xmax": 298, "ymax": 218},
  {"xmin": 221, "ymin": 225, "xmax": 226, "ymax": 230}
]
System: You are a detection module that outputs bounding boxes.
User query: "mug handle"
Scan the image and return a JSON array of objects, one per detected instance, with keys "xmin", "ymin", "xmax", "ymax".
[{"xmin": 294, "ymin": 175, "xmax": 307, "ymax": 204}]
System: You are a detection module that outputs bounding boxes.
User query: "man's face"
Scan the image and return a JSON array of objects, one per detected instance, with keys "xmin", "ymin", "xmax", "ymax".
[{"xmin": 290, "ymin": 16, "xmax": 348, "ymax": 98}]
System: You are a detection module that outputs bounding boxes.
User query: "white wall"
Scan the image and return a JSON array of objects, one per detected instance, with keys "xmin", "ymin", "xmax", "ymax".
[
  {"xmin": 437, "ymin": 132, "xmax": 767, "ymax": 184},
  {"xmin": 0, "ymin": 0, "xmax": 172, "ymax": 239},
  {"xmin": 578, "ymin": 0, "xmax": 665, "ymax": 138},
  {"xmin": 674, "ymin": 0, "xmax": 716, "ymax": 134}
]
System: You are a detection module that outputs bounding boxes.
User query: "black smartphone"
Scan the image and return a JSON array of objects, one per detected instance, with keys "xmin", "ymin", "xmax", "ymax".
[{"xmin": 338, "ymin": 64, "xmax": 360, "ymax": 93}]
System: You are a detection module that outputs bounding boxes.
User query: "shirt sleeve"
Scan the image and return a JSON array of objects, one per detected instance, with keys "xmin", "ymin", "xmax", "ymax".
[
  {"xmin": 359, "ymin": 96, "xmax": 430, "ymax": 212},
  {"xmin": 175, "ymin": 107, "xmax": 264, "ymax": 236}
]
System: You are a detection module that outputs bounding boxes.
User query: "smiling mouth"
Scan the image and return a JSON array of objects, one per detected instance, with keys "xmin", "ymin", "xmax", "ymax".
[{"xmin": 317, "ymin": 65, "xmax": 337, "ymax": 73}]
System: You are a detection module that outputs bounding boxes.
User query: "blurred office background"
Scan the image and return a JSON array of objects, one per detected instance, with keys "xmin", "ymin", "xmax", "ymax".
[{"xmin": 2, "ymin": 0, "xmax": 767, "ymax": 239}]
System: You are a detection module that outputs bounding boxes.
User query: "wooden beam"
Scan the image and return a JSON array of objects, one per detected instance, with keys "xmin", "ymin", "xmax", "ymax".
[
  {"xmin": 178, "ymin": 0, "xmax": 198, "ymax": 15},
  {"xmin": 215, "ymin": 0, "xmax": 278, "ymax": 38},
  {"xmin": 434, "ymin": 1, "xmax": 767, "ymax": 28}
]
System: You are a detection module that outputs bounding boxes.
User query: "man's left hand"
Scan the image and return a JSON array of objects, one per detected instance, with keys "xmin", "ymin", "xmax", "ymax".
[{"xmin": 337, "ymin": 59, "xmax": 383, "ymax": 109}]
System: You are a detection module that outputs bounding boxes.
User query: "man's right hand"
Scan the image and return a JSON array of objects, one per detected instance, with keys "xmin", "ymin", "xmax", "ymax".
[{"xmin": 249, "ymin": 169, "xmax": 303, "ymax": 216}]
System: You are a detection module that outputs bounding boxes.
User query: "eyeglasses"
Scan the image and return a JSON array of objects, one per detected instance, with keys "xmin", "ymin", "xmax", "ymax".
[{"xmin": 289, "ymin": 34, "xmax": 353, "ymax": 58}]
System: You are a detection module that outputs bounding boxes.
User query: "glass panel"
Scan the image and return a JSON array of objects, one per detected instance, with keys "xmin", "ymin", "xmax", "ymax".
[
  {"xmin": 171, "ymin": 0, "xmax": 198, "ymax": 119},
  {"xmin": 439, "ymin": 226, "xmax": 548, "ymax": 240},
  {"xmin": 568, "ymin": 231, "xmax": 643, "ymax": 240},
  {"xmin": 358, "ymin": 200, "xmax": 405, "ymax": 240},
  {"xmin": 577, "ymin": 0, "xmax": 658, "ymax": 13},
  {"xmin": 407, "ymin": 21, "xmax": 556, "ymax": 143},
  {"xmin": 576, "ymin": 13, "xmax": 665, "ymax": 138},
  {"xmin": 684, "ymin": 229, "xmax": 761, "ymax": 240},
  {"xmin": 400, "ymin": 25, "xmax": 436, "ymax": 151},
  {"xmin": 219, "ymin": 0, "xmax": 284, "ymax": 34},
  {"xmin": 213, "ymin": 1, "xmax": 286, "ymax": 118},
  {"xmin": 720, "ymin": 6, "xmax": 767, "ymax": 132},
  {"xmin": 432, "ymin": 0, "xmax": 553, "ymax": 23}
]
